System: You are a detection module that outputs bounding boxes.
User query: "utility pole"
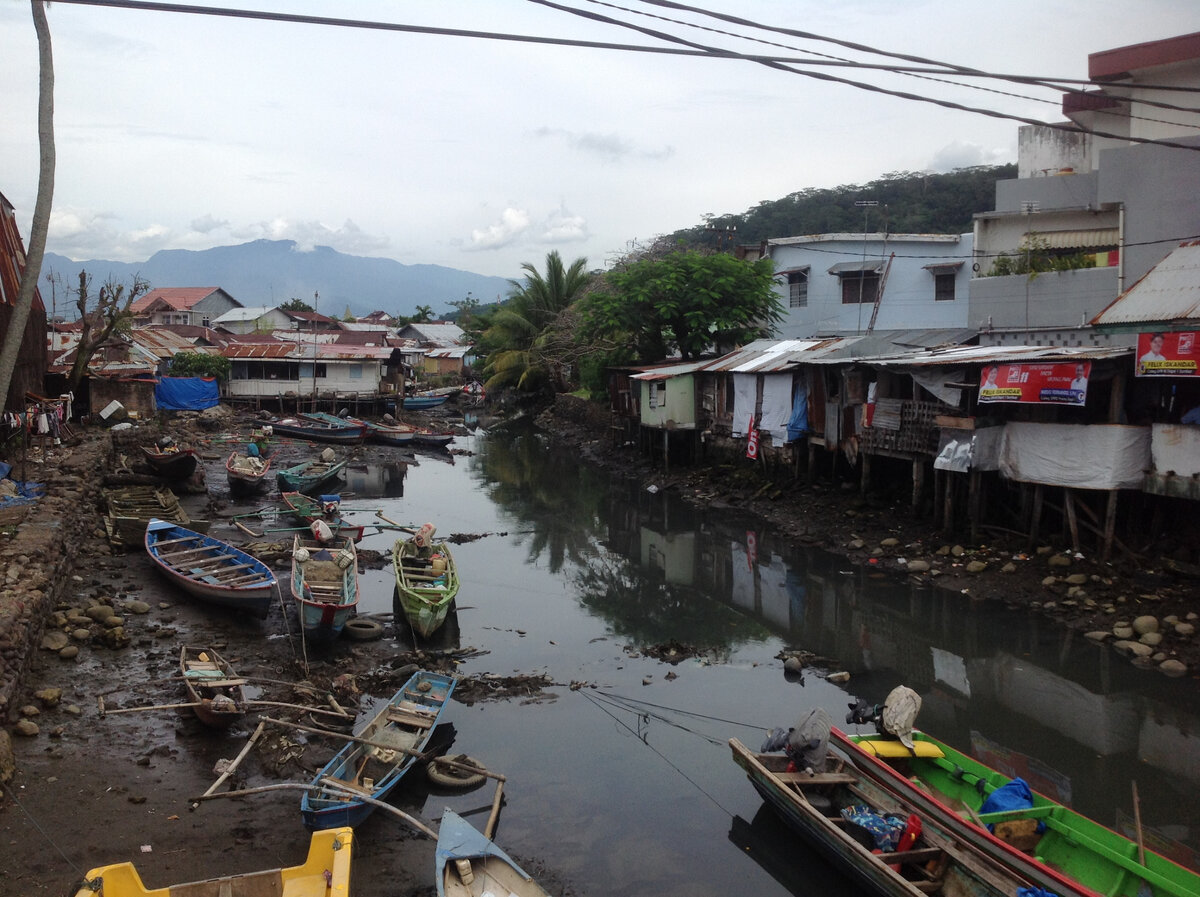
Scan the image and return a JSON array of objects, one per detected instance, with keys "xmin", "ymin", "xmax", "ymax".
[{"xmin": 854, "ymin": 201, "xmax": 878, "ymax": 332}]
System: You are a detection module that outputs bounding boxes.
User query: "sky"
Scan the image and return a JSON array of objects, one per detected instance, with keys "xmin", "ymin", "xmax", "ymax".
[{"xmin": 3, "ymin": 0, "xmax": 1200, "ymax": 282}]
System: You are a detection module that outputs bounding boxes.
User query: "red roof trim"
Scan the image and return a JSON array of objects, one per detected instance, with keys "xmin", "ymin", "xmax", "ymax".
[{"xmin": 1090, "ymin": 31, "xmax": 1200, "ymax": 81}]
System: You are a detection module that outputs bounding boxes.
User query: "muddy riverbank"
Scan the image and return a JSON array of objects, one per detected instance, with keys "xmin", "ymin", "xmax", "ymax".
[{"xmin": 0, "ymin": 407, "xmax": 551, "ymax": 896}]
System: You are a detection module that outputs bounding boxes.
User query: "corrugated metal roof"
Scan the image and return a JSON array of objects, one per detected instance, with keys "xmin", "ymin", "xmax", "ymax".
[
  {"xmin": 1091, "ymin": 240, "xmax": 1200, "ymax": 325},
  {"xmin": 828, "ymin": 260, "xmax": 885, "ymax": 275},
  {"xmin": 841, "ymin": 344, "xmax": 1131, "ymax": 368},
  {"xmin": 132, "ymin": 287, "xmax": 222, "ymax": 313},
  {"xmin": 222, "ymin": 343, "xmax": 392, "ymax": 360},
  {"xmin": 426, "ymin": 347, "xmax": 471, "ymax": 359},
  {"xmin": 631, "ymin": 338, "xmax": 852, "ymax": 380},
  {"xmin": 212, "ymin": 306, "xmax": 273, "ymax": 322}
]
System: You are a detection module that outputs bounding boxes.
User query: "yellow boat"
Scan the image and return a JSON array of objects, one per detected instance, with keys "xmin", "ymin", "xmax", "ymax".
[{"xmin": 71, "ymin": 827, "xmax": 352, "ymax": 896}]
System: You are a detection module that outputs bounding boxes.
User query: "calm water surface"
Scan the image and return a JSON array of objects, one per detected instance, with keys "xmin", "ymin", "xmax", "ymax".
[{"xmin": 343, "ymin": 420, "xmax": 1200, "ymax": 896}]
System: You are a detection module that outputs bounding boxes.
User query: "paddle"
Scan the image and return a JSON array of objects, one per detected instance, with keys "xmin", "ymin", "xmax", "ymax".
[{"xmin": 376, "ymin": 510, "xmax": 416, "ymax": 532}]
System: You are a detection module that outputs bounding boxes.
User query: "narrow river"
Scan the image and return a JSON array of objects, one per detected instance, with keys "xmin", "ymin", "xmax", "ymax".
[{"xmin": 338, "ymin": 418, "xmax": 1200, "ymax": 896}]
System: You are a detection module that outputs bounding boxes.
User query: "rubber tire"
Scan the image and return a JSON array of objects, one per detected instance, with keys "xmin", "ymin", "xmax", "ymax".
[
  {"xmin": 343, "ymin": 618, "xmax": 384, "ymax": 641},
  {"xmin": 426, "ymin": 754, "xmax": 487, "ymax": 790}
]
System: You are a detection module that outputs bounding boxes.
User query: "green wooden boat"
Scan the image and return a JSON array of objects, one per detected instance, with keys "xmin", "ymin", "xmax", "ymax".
[
  {"xmin": 275, "ymin": 457, "xmax": 347, "ymax": 495},
  {"xmin": 834, "ymin": 728, "xmax": 1200, "ymax": 897},
  {"xmin": 392, "ymin": 533, "xmax": 458, "ymax": 638}
]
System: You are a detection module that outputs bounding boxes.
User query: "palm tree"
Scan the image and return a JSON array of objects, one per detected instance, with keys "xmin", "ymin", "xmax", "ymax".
[
  {"xmin": 0, "ymin": 1, "xmax": 54, "ymax": 410},
  {"xmin": 482, "ymin": 251, "xmax": 591, "ymax": 393}
]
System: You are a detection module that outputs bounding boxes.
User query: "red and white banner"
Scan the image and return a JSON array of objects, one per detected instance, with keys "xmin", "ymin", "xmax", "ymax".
[
  {"xmin": 746, "ymin": 530, "xmax": 757, "ymax": 570},
  {"xmin": 1135, "ymin": 331, "xmax": 1198, "ymax": 377},
  {"xmin": 746, "ymin": 415, "xmax": 759, "ymax": 459},
  {"xmin": 978, "ymin": 361, "xmax": 1091, "ymax": 406}
]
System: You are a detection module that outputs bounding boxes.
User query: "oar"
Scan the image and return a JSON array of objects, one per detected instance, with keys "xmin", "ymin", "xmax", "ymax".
[
  {"xmin": 235, "ymin": 521, "xmax": 261, "ymax": 537},
  {"xmin": 375, "ymin": 511, "xmax": 416, "ymax": 532}
]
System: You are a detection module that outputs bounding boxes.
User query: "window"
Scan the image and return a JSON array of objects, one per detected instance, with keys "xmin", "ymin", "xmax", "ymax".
[
  {"xmin": 349, "ymin": 364, "xmax": 363, "ymax": 380},
  {"xmin": 935, "ymin": 272, "xmax": 956, "ymax": 301},
  {"xmin": 787, "ymin": 269, "xmax": 809, "ymax": 308},
  {"xmin": 648, "ymin": 381, "xmax": 660, "ymax": 408},
  {"xmin": 840, "ymin": 272, "xmax": 880, "ymax": 304}
]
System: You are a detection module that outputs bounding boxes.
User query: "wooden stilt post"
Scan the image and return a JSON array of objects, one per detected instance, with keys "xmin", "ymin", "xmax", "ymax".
[
  {"xmin": 1029, "ymin": 484, "xmax": 1044, "ymax": 550},
  {"xmin": 968, "ymin": 469, "xmax": 982, "ymax": 543},
  {"xmin": 807, "ymin": 441, "xmax": 816, "ymax": 483},
  {"xmin": 860, "ymin": 452, "xmax": 872, "ymax": 498},
  {"xmin": 942, "ymin": 472, "xmax": 955, "ymax": 532},
  {"xmin": 912, "ymin": 459, "xmax": 925, "ymax": 515},
  {"xmin": 1103, "ymin": 490, "xmax": 1119, "ymax": 563},
  {"xmin": 1064, "ymin": 488, "xmax": 1081, "ymax": 554}
]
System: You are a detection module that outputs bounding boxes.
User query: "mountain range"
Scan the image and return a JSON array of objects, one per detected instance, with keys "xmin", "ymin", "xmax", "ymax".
[{"xmin": 40, "ymin": 239, "xmax": 514, "ymax": 319}]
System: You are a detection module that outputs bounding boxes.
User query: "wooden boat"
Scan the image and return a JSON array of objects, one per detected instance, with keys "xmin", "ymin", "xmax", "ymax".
[
  {"xmin": 179, "ymin": 645, "xmax": 247, "ymax": 729},
  {"xmin": 436, "ymin": 809, "xmax": 551, "ymax": 897},
  {"xmin": 402, "ymin": 393, "xmax": 449, "ymax": 410},
  {"xmin": 410, "ymin": 425, "xmax": 454, "ymax": 448},
  {"xmin": 140, "ymin": 444, "xmax": 199, "ymax": 479},
  {"xmin": 275, "ymin": 457, "xmax": 347, "ymax": 494},
  {"xmin": 70, "ymin": 825, "xmax": 353, "ymax": 897},
  {"xmin": 102, "ymin": 484, "xmax": 209, "ymax": 547},
  {"xmin": 145, "ymin": 518, "xmax": 276, "ymax": 618},
  {"xmin": 290, "ymin": 534, "xmax": 359, "ymax": 643},
  {"xmin": 267, "ymin": 416, "xmax": 368, "ymax": 445},
  {"xmin": 226, "ymin": 450, "xmax": 271, "ymax": 495},
  {"xmin": 282, "ymin": 491, "xmax": 367, "ymax": 543},
  {"xmin": 305, "ymin": 411, "xmax": 416, "ymax": 447},
  {"xmin": 729, "ymin": 737, "xmax": 1040, "ymax": 897},
  {"xmin": 300, "ymin": 669, "xmax": 456, "ymax": 829},
  {"xmin": 834, "ymin": 728, "xmax": 1200, "ymax": 897},
  {"xmin": 392, "ymin": 530, "xmax": 459, "ymax": 638}
]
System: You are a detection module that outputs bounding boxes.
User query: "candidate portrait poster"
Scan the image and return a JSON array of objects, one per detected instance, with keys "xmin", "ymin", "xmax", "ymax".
[
  {"xmin": 1135, "ymin": 331, "xmax": 1198, "ymax": 377},
  {"xmin": 978, "ymin": 361, "xmax": 1091, "ymax": 406}
]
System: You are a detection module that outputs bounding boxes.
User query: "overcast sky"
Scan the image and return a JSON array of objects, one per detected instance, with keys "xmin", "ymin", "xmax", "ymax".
[{"xmin": 3, "ymin": 1, "xmax": 1199, "ymax": 281}]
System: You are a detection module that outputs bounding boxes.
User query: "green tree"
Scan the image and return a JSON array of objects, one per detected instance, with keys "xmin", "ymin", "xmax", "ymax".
[
  {"xmin": 169, "ymin": 351, "xmax": 231, "ymax": 381},
  {"xmin": 412, "ymin": 304, "xmax": 434, "ymax": 323},
  {"xmin": 481, "ymin": 251, "xmax": 592, "ymax": 393},
  {"xmin": 279, "ymin": 297, "xmax": 314, "ymax": 312},
  {"xmin": 581, "ymin": 250, "xmax": 782, "ymax": 361}
]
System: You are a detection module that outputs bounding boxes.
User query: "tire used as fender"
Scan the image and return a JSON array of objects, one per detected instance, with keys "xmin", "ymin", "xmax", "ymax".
[
  {"xmin": 343, "ymin": 618, "xmax": 384, "ymax": 641},
  {"xmin": 426, "ymin": 754, "xmax": 487, "ymax": 790}
]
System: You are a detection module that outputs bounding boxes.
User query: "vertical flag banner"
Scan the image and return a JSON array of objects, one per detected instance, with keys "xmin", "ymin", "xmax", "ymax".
[{"xmin": 746, "ymin": 415, "xmax": 759, "ymax": 459}]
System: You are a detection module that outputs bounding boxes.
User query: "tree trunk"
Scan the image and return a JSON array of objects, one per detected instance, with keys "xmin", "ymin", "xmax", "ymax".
[{"xmin": 0, "ymin": 1, "xmax": 54, "ymax": 411}]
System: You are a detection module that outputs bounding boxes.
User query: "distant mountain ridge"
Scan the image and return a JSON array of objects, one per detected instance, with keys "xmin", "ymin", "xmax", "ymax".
[{"xmin": 40, "ymin": 239, "xmax": 513, "ymax": 318}]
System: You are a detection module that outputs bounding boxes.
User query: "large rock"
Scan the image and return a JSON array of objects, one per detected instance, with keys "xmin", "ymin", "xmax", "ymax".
[
  {"xmin": 1132, "ymin": 615, "xmax": 1159, "ymax": 635},
  {"xmin": 0, "ymin": 731, "xmax": 13, "ymax": 782}
]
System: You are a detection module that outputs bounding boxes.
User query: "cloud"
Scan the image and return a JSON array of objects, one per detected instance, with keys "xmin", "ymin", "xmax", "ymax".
[
  {"xmin": 537, "ymin": 207, "xmax": 589, "ymax": 244},
  {"xmin": 532, "ymin": 127, "xmax": 674, "ymax": 162},
  {"xmin": 466, "ymin": 208, "xmax": 532, "ymax": 251},
  {"xmin": 926, "ymin": 140, "xmax": 1014, "ymax": 172},
  {"xmin": 190, "ymin": 214, "xmax": 229, "ymax": 235},
  {"xmin": 228, "ymin": 217, "xmax": 390, "ymax": 255}
]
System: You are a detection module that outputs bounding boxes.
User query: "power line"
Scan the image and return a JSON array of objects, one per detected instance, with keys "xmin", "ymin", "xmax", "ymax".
[{"xmin": 44, "ymin": 0, "xmax": 1200, "ymax": 153}]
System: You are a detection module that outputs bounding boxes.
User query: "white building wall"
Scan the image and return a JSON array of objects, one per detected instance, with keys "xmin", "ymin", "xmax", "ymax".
[{"xmin": 767, "ymin": 233, "xmax": 972, "ymax": 338}]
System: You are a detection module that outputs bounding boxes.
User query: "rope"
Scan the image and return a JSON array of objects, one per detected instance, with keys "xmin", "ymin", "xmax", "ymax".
[
  {"xmin": 578, "ymin": 689, "xmax": 760, "ymax": 819},
  {"xmin": 1, "ymin": 780, "xmax": 88, "ymax": 881}
]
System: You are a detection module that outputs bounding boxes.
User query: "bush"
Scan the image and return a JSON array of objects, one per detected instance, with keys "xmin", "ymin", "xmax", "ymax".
[{"xmin": 169, "ymin": 352, "xmax": 231, "ymax": 381}]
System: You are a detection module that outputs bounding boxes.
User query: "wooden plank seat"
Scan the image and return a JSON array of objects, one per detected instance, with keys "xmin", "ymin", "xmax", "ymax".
[
  {"xmin": 152, "ymin": 535, "xmax": 204, "ymax": 548},
  {"xmin": 777, "ymin": 771, "xmax": 858, "ymax": 785},
  {"xmin": 322, "ymin": 776, "xmax": 370, "ymax": 797},
  {"xmin": 161, "ymin": 546, "xmax": 222, "ymax": 561},
  {"xmin": 198, "ymin": 678, "xmax": 246, "ymax": 688},
  {"xmin": 189, "ymin": 561, "xmax": 255, "ymax": 576},
  {"xmin": 386, "ymin": 708, "xmax": 435, "ymax": 729}
]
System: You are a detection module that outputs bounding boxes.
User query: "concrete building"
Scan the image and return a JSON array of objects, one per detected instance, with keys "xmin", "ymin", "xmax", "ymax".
[
  {"xmin": 764, "ymin": 233, "xmax": 973, "ymax": 338},
  {"xmin": 131, "ymin": 287, "xmax": 241, "ymax": 327},
  {"xmin": 969, "ymin": 32, "xmax": 1200, "ymax": 347},
  {"xmin": 211, "ymin": 306, "xmax": 291, "ymax": 334}
]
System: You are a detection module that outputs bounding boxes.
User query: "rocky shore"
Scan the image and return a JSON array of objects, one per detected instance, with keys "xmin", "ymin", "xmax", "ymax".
[{"xmin": 537, "ymin": 394, "xmax": 1200, "ymax": 679}]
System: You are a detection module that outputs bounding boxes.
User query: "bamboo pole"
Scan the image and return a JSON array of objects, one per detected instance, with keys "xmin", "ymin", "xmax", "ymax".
[
  {"xmin": 484, "ymin": 778, "xmax": 505, "ymax": 840},
  {"xmin": 100, "ymin": 700, "xmax": 202, "ymax": 716},
  {"xmin": 1132, "ymin": 781, "xmax": 1146, "ymax": 865},
  {"xmin": 260, "ymin": 716, "xmax": 504, "ymax": 781},
  {"xmin": 245, "ymin": 700, "xmax": 353, "ymax": 719},
  {"xmin": 198, "ymin": 721, "xmax": 265, "ymax": 800},
  {"xmin": 190, "ymin": 780, "xmax": 437, "ymax": 839}
]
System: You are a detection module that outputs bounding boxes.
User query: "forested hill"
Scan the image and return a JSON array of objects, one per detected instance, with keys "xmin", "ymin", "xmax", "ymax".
[{"xmin": 674, "ymin": 165, "xmax": 1017, "ymax": 248}]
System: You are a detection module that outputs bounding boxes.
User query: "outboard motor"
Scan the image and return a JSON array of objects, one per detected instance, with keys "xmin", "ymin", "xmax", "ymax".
[{"xmin": 846, "ymin": 685, "xmax": 921, "ymax": 749}]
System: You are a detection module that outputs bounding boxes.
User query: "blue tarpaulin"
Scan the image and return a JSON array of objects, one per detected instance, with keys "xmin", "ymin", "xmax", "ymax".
[
  {"xmin": 786, "ymin": 382, "xmax": 809, "ymax": 443},
  {"xmin": 156, "ymin": 377, "xmax": 220, "ymax": 411}
]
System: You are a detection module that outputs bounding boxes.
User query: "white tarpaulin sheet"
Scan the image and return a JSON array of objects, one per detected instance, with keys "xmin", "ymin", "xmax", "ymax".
[
  {"xmin": 732, "ymin": 373, "xmax": 757, "ymax": 436},
  {"xmin": 999, "ymin": 422, "xmax": 1151, "ymax": 489},
  {"xmin": 912, "ymin": 367, "xmax": 965, "ymax": 407},
  {"xmin": 758, "ymin": 375, "xmax": 794, "ymax": 443}
]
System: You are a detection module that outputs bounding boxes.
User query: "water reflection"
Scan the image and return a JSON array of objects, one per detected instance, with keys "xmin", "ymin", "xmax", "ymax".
[
  {"xmin": 342, "ymin": 461, "xmax": 407, "ymax": 498},
  {"xmin": 466, "ymin": 422, "xmax": 1200, "ymax": 866}
]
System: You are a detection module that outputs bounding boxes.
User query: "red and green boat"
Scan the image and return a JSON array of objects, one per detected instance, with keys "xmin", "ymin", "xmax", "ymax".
[{"xmin": 834, "ymin": 728, "xmax": 1200, "ymax": 897}]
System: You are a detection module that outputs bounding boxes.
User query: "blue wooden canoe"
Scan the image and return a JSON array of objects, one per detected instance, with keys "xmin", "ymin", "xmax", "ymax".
[
  {"xmin": 305, "ymin": 411, "xmax": 416, "ymax": 447},
  {"xmin": 268, "ymin": 416, "xmax": 368, "ymax": 445},
  {"xmin": 435, "ymin": 809, "xmax": 551, "ymax": 897},
  {"xmin": 301, "ymin": 670, "xmax": 456, "ymax": 829},
  {"xmin": 145, "ymin": 518, "xmax": 276, "ymax": 618},
  {"xmin": 402, "ymin": 394, "xmax": 449, "ymax": 410},
  {"xmin": 290, "ymin": 534, "xmax": 359, "ymax": 643}
]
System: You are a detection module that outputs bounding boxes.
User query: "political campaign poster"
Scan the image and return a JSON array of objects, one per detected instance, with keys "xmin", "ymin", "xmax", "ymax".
[
  {"xmin": 978, "ymin": 361, "xmax": 1091, "ymax": 406},
  {"xmin": 1135, "ymin": 331, "xmax": 1198, "ymax": 377}
]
